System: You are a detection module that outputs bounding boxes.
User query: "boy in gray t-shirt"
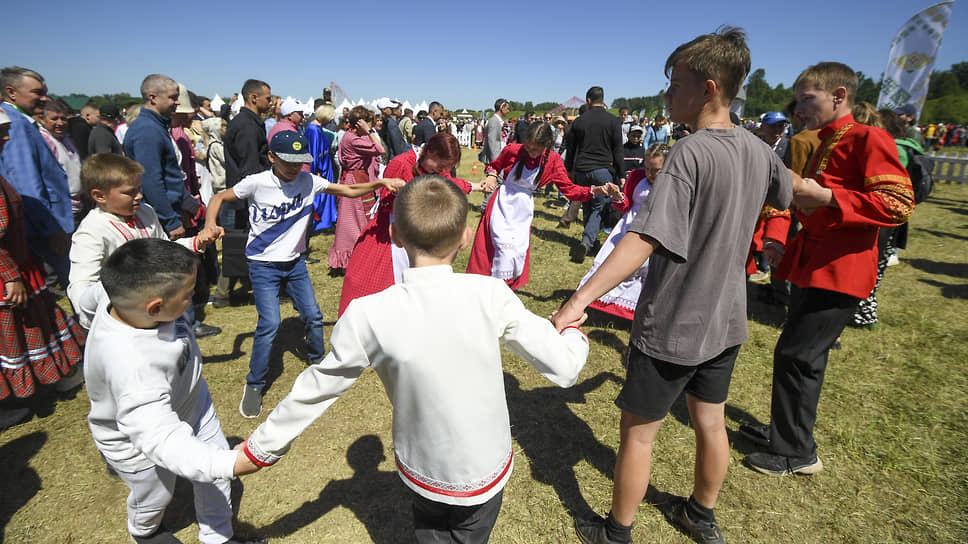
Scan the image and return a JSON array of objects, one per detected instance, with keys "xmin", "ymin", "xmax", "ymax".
[{"xmin": 555, "ymin": 27, "xmax": 792, "ymax": 544}]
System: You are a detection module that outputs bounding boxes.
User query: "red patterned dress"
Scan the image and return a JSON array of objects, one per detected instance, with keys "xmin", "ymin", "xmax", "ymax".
[{"xmin": 0, "ymin": 176, "xmax": 85, "ymax": 399}]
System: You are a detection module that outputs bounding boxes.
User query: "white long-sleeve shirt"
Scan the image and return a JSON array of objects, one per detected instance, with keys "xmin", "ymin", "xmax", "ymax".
[
  {"xmin": 245, "ymin": 265, "xmax": 589, "ymax": 506},
  {"xmin": 68, "ymin": 204, "xmax": 198, "ymax": 328},
  {"xmin": 84, "ymin": 304, "xmax": 238, "ymax": 480}
]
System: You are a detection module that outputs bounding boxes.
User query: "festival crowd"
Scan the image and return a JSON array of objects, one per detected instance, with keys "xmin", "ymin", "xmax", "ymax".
[{"xmin": 0, "ymin": 24, "xmax": 928, "ymax": 543}]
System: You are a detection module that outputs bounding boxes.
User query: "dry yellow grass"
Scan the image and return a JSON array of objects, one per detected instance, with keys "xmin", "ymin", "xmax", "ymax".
[{"xmin": 1, "ymin": 152, "xmax": 966, "ymax": 543}]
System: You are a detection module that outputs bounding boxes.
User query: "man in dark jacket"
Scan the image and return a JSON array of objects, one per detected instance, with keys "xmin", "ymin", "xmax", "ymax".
[
  {"xmin": 377, "ymin": 98, "xmax": 410, "ymax": 159},
  {"xmin": 223, "ymin": 78, "xmax": 272, "ymax": 229},
  {"xmin": 88, "ymin": 104, "xmax": 123, "ymax": 155},
  {"xmin": 565, "ymin": 86, "xmax": 625, "ymax": 262},
  {"xmin": 413, "ymin": 101, "xmax": 443, "ymax": 146},
  {"xmin": 124, "ymin": 73, "xmax": 220, "ymax": 337}
]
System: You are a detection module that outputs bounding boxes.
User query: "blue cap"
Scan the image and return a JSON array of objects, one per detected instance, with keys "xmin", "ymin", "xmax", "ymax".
[
  {"xmin": 269, "ymin": 131, "xmax": 313, "ymax": 163},
  {"xmin": 893, "ymin": 104, "xmax": 917, "ymax": 116},
  {"xmin": 761, "ymin": 111, "xmax": 788, "ymax": 125}
]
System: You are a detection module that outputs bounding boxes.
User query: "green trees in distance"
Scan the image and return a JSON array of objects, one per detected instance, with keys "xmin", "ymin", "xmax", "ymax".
[{"xmin": 610, "ymin": 63, "xmax": 968, "ymax": 124}]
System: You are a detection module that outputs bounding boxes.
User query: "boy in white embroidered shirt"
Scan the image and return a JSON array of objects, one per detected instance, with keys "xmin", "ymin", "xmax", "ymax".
[
  {"xmin": 205, "ymin": 130, "xmax": 404, "ymax": 419},
  {"xmin": 237, "ymin": 175, "xmax": 591, "ymax": 543},
  {"xmin": 84, "ymin": 238, "xmax": 262, "ymax": 544},
  {"xmin": 68, "ymin": 153, "xmax": 222, "ymax": 328}
]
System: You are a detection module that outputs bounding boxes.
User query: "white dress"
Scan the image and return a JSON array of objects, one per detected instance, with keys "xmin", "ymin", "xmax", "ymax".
[{"xmin": 577, "ymin": 177, "xmax": 652, "ymax": 312}]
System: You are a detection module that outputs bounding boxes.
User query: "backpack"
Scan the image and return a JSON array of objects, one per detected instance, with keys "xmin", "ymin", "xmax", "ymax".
[{"xmin": 900, "ymin": 143, "xmax": 934, "ymax": 204}]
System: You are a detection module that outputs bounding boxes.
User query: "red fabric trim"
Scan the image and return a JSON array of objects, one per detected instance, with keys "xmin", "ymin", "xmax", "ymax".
[
  {"xmin": 396, "ymin": 452, "xmax": 512, "ymax": 498},
  {"xmin": 561, "ymin": 326, "xmax": 589, "ymax": 342},
  {"xmin": 243, "ymin": 440, "xmax": 275, "ymax": 468}
]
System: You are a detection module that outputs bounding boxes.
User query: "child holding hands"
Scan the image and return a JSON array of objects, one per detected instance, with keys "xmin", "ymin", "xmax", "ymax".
[{"xmin": 240, "ymin": 175, "xmax": 591, "ymax": 543}]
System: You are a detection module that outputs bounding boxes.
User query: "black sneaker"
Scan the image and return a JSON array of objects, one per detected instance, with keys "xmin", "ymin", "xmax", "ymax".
[
  {"xmin": 738, "ymin": 422, "xmax": 770, "ymax": 447},
  {"xmin": 211, "ymin": 297, "xmax": 231, "ymax": 309},
  {"xmin": 239, "ymin": 385, "xmax": 263, "ymax": 419},
  {"xmin": 193, "ymin": 323, "xmax": 222, "ymax": 339},
  {"xmin": 744, "ymin": 451, "xmax": 823, "ymax": 475},
  {"xmin": 132, "ymin": 528, "xmax": 183, "ymax": 543},
  {"xmin": 574, "ymin": 515, "xmax": 631, "ymax": 544},
  {"xmin": 663, "ymin": 498, "xmax": 725, "ymax": 544},
  {"xmin": 570, "ymin": 243, "xmax": 589, "ymax": 263}
]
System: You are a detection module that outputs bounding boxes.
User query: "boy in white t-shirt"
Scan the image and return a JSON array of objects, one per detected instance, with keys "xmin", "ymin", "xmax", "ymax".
[
  {"xmin": 205, "ymin": 130, "xmax": 404, "ymax": 418},
  {"xmin": 236, "ymin": 175, "xmax": 591, "ymax": 543}
]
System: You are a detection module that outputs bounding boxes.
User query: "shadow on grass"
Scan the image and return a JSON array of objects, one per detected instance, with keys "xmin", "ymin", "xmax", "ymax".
[
  {"xmin": 255, "ymin": 435, "xmax": 412, "ymax": 543},
  {"xmin": 918, "ymin": 278, "xmax": 968, "ymax": 299},
  {"xmin": 913, "ymin": 227, "xmax": 968, "ymax": 241},
  {"xmin": 0, "ymin": 431, "xmax": 45, "ymax": 544},
  {"xmin": 532, "ymin": 226, "xmax": 581, "ymax": 249},
  {"xmin": 516, "ymin": 288, "xmax": 575, "ymax": 304},
  {"xmin": 534, "ymin": 207, "xmax": 567, "ymax": 222},
  {"xmin": 724, "ymin": 405, "xmax": 770, "ymax": 455},
  {"xmin": 505, "ymin": 371, "xmax": 621, "ymax": 518},
  {"xmin": 906, "ymin": 258, "xmax": 968, "ymax": 279},
  {"xmin": 587, "ymin": 329, "xmax": 628, "ymax": 359},
  {"xmin": 162, "ymin": 436, "xmax": 259, "ymax": 540},
  {"xmin": 203, "ymin": 331, "xmax": 254, "ymax": 364}
]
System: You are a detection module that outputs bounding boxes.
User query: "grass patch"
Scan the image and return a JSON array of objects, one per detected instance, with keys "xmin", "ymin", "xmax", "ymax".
[{"xmin": 1, "ymin": 154, "xmax": 966, "ymax": 543}]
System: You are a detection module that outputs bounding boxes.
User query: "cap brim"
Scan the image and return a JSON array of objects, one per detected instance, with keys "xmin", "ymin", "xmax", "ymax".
[{"xmin": 275, "ymin": 152, "xmax": 313, "ymax": 163}]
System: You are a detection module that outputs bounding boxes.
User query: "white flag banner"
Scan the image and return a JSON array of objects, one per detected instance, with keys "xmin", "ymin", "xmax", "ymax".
[{"xmin": 876, "ymin": 1, "xmax": 955, "ymax": 118}]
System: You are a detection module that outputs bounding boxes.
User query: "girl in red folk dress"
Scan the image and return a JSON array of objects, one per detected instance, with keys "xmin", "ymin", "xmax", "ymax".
[
  {"xmin": 577, "ymin": 144, "xmax": 669, "ymax": 320},
  {"xmin": 467, "ymin": 122, "xmax": 620, "ymax": 290},
  {"xmin": 338, "ymin": 133, "xmax": 479, "ymax": 316},
  {"xmin": 0, "ymin": 112, "xmax": 85, "ymax": 429},
  {"xmin": 328, "ymin": 106, "xmax": 385, "ymax": 273}
]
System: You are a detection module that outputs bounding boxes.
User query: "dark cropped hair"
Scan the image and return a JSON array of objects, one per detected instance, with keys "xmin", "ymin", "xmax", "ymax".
[
  {"xmin": 241, "ymin": 79, "xmax": 269, "ymax": 99},
  {"xmin": 43, "ymin": 99, "xmax": 72, "ymax": 116},
  {"xmin": 586, "ymin": 86, "xmax": 604, "ymax": 104},
  {"xmin": 101, "ymin": 239, "xmax": 198, "ymax": 311},
  {"xmin": 513, "ymin": 122, "xmax": 555, "ymax": 181},
  {"xmin": 494, "ymin": 98, "xmax": 509, "ymax": 111}
]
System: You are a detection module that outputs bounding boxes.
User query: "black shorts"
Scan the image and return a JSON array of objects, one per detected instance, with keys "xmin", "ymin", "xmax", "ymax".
[{"xmin": 615, "ymin": 344, "xmax": 740, "ymax": 421}]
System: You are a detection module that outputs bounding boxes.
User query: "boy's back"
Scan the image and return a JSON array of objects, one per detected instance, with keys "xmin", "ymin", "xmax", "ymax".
[
  {"xmin": 248, "ymin": 265, "xmax": 589, "ymax": 505},
  {"xmin": 629, "ymin": 126, "xmax": 791, "ymax": 365}
]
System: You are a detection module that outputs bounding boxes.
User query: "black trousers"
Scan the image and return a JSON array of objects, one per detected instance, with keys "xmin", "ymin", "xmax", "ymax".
[
  {"xmin": 768, "ymin": 287, "xmax": 859, "ymax": 458},
  {"xmin": 412, "ymin": 488, "xmax": 503, "ymax": 544}
]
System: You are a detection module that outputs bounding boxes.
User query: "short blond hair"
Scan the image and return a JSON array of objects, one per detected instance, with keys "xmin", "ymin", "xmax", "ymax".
[
  {"xmin": 314, "ymin": 104, "xmax": 336, "ymax": 125},
  {"xmin": 794, "ymin": 62, "xmax": 858, "ymax": 106},
  {"xmin": 393, "ymin": 175, "xmax": 468, "ymax": 258},
  {"xmin": 81, "ymin": 153, "xmax": 144, "ymax": 195},
  {"xmin": 665, "ymin": 26, "xmax": 750, "ymax": 103}
]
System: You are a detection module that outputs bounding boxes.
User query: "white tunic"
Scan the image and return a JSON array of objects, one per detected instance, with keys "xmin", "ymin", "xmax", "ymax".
[
  {"xmin": 245, "ymin": 265, "xmax": 589, "ymax": 506},
  {"xmin": 489, "ymin": 163, "xmax": 540, "ymax": 280}
]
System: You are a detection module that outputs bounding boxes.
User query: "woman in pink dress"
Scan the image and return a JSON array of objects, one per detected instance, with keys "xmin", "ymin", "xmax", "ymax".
[{"xmin": 328, "ymin": 106, "xmax": 385, "ymax": 272}]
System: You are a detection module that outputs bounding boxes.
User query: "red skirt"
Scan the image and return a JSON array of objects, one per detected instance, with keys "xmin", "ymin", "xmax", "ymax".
[{"xmin": 0, "ymin": 264, "xmax": 85, "ymax": 399}]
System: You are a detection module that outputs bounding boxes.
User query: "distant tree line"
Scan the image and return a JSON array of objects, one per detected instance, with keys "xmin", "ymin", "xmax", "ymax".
[{"xmin": 609, "ymin": 62, "xmax": 968, "ymax": 124}]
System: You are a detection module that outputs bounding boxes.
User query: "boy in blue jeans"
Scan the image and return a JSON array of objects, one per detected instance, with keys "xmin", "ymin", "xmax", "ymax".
[{"xmin": 205, "ymin": 131, "xmax": 403, "ymax": 418}]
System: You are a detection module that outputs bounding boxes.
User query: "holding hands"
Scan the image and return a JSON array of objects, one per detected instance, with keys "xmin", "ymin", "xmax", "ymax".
[
  {"xmin": 195, "ymin": 224, "xmax": 225, "ymax": 250},
  {"xmin": 480, "ymin": 175, "xmax": 498, "ymax": 194},
  {"xmin": 592, "ymin": 183, "xmax": 623, "ymax": 202},
  {"xmin": 232, "ymin": 441, "xmax": 262, "ymax": 476},
  {"xmin": 381, "ymin": 178, "xmax": 406, "ymax": 193},
  {"xmin": 792, "ymin": 174, "xmax": 835, "ymax": 214}
]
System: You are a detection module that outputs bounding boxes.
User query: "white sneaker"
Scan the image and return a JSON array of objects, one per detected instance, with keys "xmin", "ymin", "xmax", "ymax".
[{"xmin": 887, "ymin": 254, "xmax": 900, "ymax": 266}]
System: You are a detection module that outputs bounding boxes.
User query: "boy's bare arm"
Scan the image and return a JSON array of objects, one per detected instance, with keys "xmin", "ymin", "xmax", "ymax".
[
  {"xmin": 326, "ymin": 177, "xmax": 405, "ymax": 198},
  {"xmin": 233, "ymin": 443, "xmax": 261, "ymax": 476},
  {"xmin": 203, "ymin": 189, "xmax": 238, "ymax": 232}
]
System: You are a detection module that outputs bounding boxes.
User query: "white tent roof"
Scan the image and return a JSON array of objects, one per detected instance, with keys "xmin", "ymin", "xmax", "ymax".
[{"xmin": 211, "ymin": 94, "xmax": 224, "ymax": 111}]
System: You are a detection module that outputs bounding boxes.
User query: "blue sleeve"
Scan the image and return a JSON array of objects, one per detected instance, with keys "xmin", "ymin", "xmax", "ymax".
[
  {"xmin": 0, "ymin": 109, "xmax": 72, "ymax": 237},
  {"xmin": 388, "ymin": 120, "xmax": 410, "ymax": 158},
  {"xmin": 125, "ymin": 129, "xmax": 182, "ymax": 232}
]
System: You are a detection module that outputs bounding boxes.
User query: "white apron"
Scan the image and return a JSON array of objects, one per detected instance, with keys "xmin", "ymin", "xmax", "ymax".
[
  {"xmin": 578, "ymin": 178, "xmax": 653, "ymax": 310},
  {"xmin": 490, "ymin": 163, "xmax": 541, "ymax": 280}
]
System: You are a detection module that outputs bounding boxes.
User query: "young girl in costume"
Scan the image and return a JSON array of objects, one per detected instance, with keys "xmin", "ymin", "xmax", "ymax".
[
  {"xmin": 576, "ymin": 143, "xmax": 669, "ymax": 320},
  {"xmin": 466, "ymin": 122, "xmax": 619, "ymax": 290}
]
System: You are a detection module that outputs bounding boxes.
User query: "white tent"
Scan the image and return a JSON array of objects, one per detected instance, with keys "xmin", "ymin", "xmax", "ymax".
[
  {"xmin": 211, "ymin": 94, "xmax": 225, "ymax": 112},
  {"xmin": 336, "ymin": 98, "xmax": 353, "ymax": 112}
]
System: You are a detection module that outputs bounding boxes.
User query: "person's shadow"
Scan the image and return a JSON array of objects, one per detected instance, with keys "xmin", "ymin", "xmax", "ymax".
[
  {"xmin": 0, "ymin": 431, "xmax": 46, "ymax": 544},
  {"xmin": 504, "ymin": 371, "xmax": 622, "ymax": 518},
  {"xmin": 258, "ymin": 435, "xmax": 412, "ymax": 542}
]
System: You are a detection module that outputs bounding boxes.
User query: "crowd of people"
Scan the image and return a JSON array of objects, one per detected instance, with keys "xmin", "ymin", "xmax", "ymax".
[{"xmin": 0, "ymin": 23, "xmax": 928, "ymax": 542}]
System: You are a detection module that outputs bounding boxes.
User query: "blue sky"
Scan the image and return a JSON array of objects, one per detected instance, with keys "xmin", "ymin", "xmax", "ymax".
[{"xmin": 2, "ymin": 0, "xmax": 964, "ymax": 110}]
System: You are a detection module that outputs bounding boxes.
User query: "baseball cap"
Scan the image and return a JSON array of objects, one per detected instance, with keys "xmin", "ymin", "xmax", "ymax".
[
  {"xmin": 0, "ymin": 109, "xmax": 10, "ymax": 125},
  {"xmin": 100, "ymin": 104, "xmax": 121, "ymax": 121},
  {"xmin": 269, "ymin": 131, "xmax": 312, "ymax": 163},
  {"xmin": 376, "ymin": 97, "xmax": 401, "ymax": 110},
  {"xmin": 893, "ymin": 104, "xmax": 917, "ymax": 116},
  {"xmin": 280, "ymin": 97, "xmax": 304, "ymax": 117},
  {"xmin": 629, "ymin": 125, "xmax": 644, "ymax": 135},
  {"xmin": 175, "ymin": 83, "xmax": 194, "ymax": 114},
  {"xmin": 761, "ymin": 111, "xmax": 789, "ymax": 125}
]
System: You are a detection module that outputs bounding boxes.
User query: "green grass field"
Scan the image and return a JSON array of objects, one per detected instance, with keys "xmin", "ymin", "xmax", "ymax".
[{"xmin": 1, "ymin": 151, "xmax": 966, "ymax": 543}]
